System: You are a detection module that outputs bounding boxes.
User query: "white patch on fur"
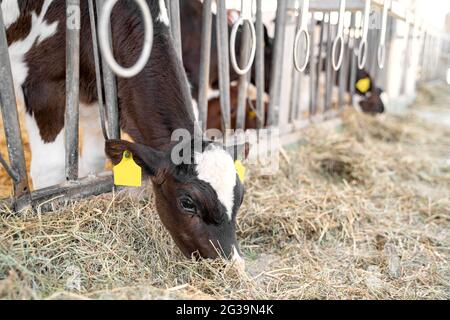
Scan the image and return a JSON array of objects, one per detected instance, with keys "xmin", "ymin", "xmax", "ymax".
[
  {"xmin": 1, "ymin": 0, "xmax": 20, "ymax": 28},
  {"xmin": 25, "ymin": 113, "xmax": 66, "ymax": 190},
  {"xmin": 158, "ymin": 0, "xmax": 170, "ymax": 25},
  {"xmin": 195, "ymin": 146, "xmax": 237, "ymax": 221},
  {"xmin": 8, "ymin": 0, "xmax": 58, "ymax": 94},
  {"xmin": 79, "ymin": 104, "xmax": 106, "ymax": 177}
]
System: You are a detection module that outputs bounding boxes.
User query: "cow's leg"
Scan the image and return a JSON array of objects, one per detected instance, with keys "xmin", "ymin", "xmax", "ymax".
[
  {"xmin": 25, "ymin": 113, "xmax": 66, "ymax": 190},
  {"xmin": 79, "ymin": 103, "xmax": 106, "ymax": 177},
  {"xmin": 22, "ymin": 81, "xmax": 66, "ymax": 190}
]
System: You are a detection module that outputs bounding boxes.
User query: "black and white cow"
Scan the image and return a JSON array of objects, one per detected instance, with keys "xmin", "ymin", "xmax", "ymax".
[{"xmin": 2, "ymin": 0, "xmax": 245, "ymax": 261}]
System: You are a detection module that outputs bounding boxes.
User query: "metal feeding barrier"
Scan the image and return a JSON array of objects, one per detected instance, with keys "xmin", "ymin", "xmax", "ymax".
[{"xmin": 0, "ymin": 0, "xmax": 442, "ymax": 211}]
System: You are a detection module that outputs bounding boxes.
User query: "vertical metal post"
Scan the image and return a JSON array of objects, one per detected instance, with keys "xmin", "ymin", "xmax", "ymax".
[
  {"xmin": 349, "ymin": 15, "xmax": 358, "ymax": 105},
  {"xmin": 338, "ymin": 25, "xmax": 349, "ymax": 109},
  {"xmin": 198, "ymin": 0, "xmax": 213, "ymax": 131},
  {"xmin": 0, "ymin": 7, "xmax": 30, "ymax": 208},
  {"xmin": 309, "ymin": 16, "xmax": 317, "ymax": 116},
  {"xmin": 65, "ymin": 0, "xmax": 80, "ymax": 181},
  {"xmin": 96, "ymin": 0, "xmax": 120, "ymax": 140},
  {"xmin": 268, "ymin": 0, "xmax": 288, "ymax": 127},
  {"xmin": 400, "ymin": 20, "xmax": 412, "ymax": 95},
  {"xmin": 381, "ymin": 17, "xmax": 392, "ymax": 89},
  {"xmin": 236, "ymin": 23, "xmax": 252, "ymax": 130},
  {"xmin": 216, "ymin": 0, "xmax": 231, "ymax": 133},
  {"xmin": 324, "ymin": 17, "xmax": 333, "ymax": 112},
  {"xmin": 169, "ymin": 0, "xmax": 183, "ymax": 62},
  {"xmin": 315, "ymin": 15, "xmax": 326, "ymax": 113},
  {"xmin": 88, "ymin": 0, "xmax": 108, "ymax": 140},
  {"xmin": 255, "ymin": 0, "xmax": 265, "ymax": 129},
  {"xmin": 289, "ymin": 65, "xmax": 301, "ymax": 122}
]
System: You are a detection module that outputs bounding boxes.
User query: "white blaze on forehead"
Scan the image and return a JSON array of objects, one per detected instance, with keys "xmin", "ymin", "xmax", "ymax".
[
  {"xmin": 158, "ymin": 0, "xmax": 170, "ymax": 26},
  {"xmin": 1, "ymin": 0, "xmax": 20, "ymax": 29},
  {"xmin": 195, "ymin": 146, "xmax": 237, "ymax": 221}
]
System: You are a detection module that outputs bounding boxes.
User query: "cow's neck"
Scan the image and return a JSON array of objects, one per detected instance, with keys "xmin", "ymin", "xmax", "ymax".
[{"xmin": 124, "ymin": 31, "xmax": 197, "ymax": 151}]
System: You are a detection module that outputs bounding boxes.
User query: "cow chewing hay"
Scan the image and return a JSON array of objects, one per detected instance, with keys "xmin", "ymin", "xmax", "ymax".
[{"xmin": 0, "ymin": 85, "xmax": 449, "ymax": 300}]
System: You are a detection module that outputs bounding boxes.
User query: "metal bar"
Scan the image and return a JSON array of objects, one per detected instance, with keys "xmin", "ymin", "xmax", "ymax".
[
  {"xmin": 236, "ymin": 23, "xmax": 252, "ymax": 130},
  {"xmin": 315, "ymin": 16, "xmax": 326, "ymax": 114},
  {"xmin": 255, "ymin": 0, "xmax": 265, "ymax": 129},
  {"xmin": 309, "ymin": 0, "xmax": 365, "ymax": 12},
  {"xmin": 324, "ymin": 17, "xmax": 333, "ymax": 111},
  {"xmin": 268, "ymin": 0, "xmax": 288, "ymax": 127},
  {"xmin": 400, "ymin": 19, "xmax": 412, "ymax": 95},
  {"xmin": 96, "ymin": 0, "xmax": 120, "ymax": 140},
  {"xmin": 289, "ymin": 61, "xmax": 300, "ymax": 122},
  {"xmin": 380, "ymin": 15, "xmax": 392, "ymax": 88},
  {"xmin": 349, "ymin": 15, "xmax": 358, "ymax": 105},
  {"xmin": 88, "ymin": 0, "xmax": 109, "ymax": 140},
  {"xmin": 0, "ymin": 5, "xmax": 31, "ymax": 209},
  {"xmin": 29, "ymin": 174, "xmax": 114, "ymax": 213},
  {"xmin": 169, "ymin": 0, "xmax": 183, "ymax": 62},
  {"xmin": 215, "ymin": 0, "xmax": 231, "ymax": 132},
  {"xmin": 309, "ymin": 16, "xmax": 317, "ymax": 116},
  {"xmin": 65, "ymin": 0, "xmax": 80, "ymax": 182},
  {"xmin": 198, "ymin": 0, "xmax": 213, "ymax": 131},
  {"xmin": 338, "ymin": 30, "xmax": 349, "ymax": 109}
]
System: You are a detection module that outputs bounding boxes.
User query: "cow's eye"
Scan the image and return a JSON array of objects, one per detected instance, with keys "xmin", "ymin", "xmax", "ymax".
[{"xmin": 180, "ymin": 197, "xmax": 197, "ymax": 214}]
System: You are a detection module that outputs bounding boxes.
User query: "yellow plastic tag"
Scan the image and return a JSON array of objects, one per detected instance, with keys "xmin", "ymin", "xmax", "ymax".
[
  {"xmin": 355, "ymin": 77, "xmax": 371, "ymax": 94},
  {"xmin": 234, "ymin": 160, "xmax": 246, "ymax": 183},
  {"xmin": 113, "ymin": 151, "xmax": 142, "ymax": 187},
  {"xmin": 247, "ymin": 110, "xmax": 257, "ymax": 120}
]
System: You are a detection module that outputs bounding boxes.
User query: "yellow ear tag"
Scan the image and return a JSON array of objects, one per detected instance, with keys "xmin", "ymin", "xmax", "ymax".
[
  {"xmin": 356, "ymin": 77, "xmax": 371, "ymax": 94},
  {"xmin": 113, "ymin": 151, "xmax": 142, "ymax": 187},
  {"xmin": 234, "ymin": 160, "xmax": 246, "ymax": 183},
  {"xmin": 248, "ymin": 110, "xmax": 257, "ymax": 120}
]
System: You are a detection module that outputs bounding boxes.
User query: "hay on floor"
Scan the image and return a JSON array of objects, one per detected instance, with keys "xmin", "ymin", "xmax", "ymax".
[{"xmin": 0, "ymin": 85, "xmax": 449, "ymax": 300}]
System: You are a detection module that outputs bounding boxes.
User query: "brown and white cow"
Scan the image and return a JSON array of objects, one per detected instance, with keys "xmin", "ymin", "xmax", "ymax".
[
  {"xmin": 180, "ymin": 0, "xmax": 274, "ymax": 99},
  {"xmin": 3, "ymin": 0, "xmax": 245, "ymax": 261}
]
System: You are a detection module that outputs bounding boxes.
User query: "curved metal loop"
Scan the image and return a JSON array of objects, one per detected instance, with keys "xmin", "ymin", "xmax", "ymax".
[
  {"xmin": 358, "ymin": 0, "xmax": 371, "ymax": 69},
  {"xmin": 98, "ymin": 0, "xmax": 153, "ymax": 78},
  {"xmin": 378, "ymin": 0, "xmax": 390, "ymax": 69},
  {"xmin": 294, "ymin": 28, "xmax": 311, "ymax": 72},
  {"xmin": 230, "ymin": 19, "xmax": 257, "ymax": 75},
  {"xmin": 332, "ymin": 34, "xmax": 344, "ymax": 71},
  {"xmin": 230, "ymin": 0, "xmax": 257, "ymax": 76},
  {"xmin": 293, "ymin": 0, "xmax": 310, "ymax": 72},
  {"xmin": 332, "ymin": 0, "xmax": 346, "ymax": 71},
  {"xmin": 358, "ymin": 39, "xmax": 368, "ymax": 69}
]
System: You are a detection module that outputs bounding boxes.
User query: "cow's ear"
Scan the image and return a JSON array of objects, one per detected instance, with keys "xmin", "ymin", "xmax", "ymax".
[{"xmin": 105, "ymin": 140, "xmax": 165, "ymax": 176}]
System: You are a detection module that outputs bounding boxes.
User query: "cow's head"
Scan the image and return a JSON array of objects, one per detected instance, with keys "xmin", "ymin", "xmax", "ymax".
[
  {"xmin": 105, "ymin": 139, "xmax": 246, "ymax": 261},
  {"xmin": 355, "ymin": 71, "xmax": 386, "ymax": 114}
]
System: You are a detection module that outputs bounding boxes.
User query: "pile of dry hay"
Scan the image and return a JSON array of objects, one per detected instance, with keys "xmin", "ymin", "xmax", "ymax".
[{"xmin": 0, "ymin": 88, "xmax": 449, "ymax": 300}]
